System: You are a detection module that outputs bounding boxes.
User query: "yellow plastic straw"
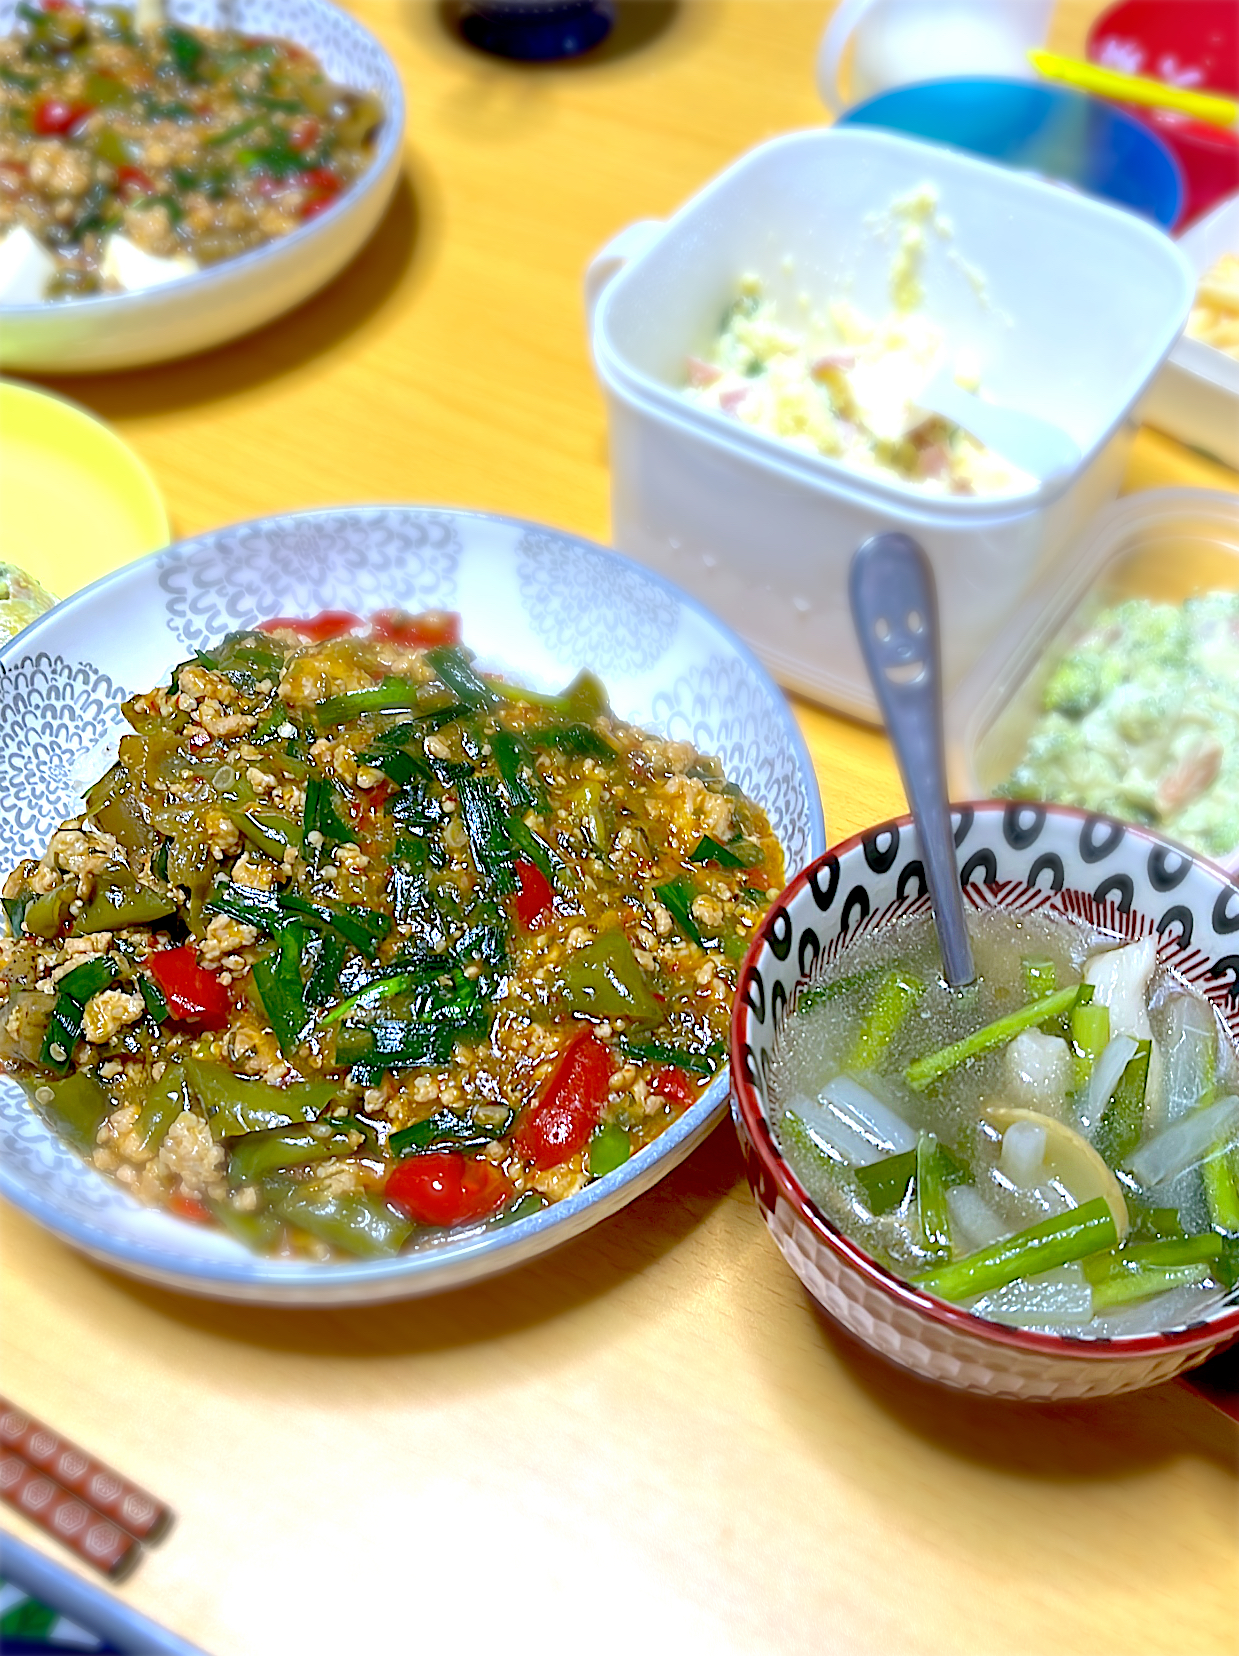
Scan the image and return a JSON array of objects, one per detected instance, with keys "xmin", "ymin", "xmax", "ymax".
[{"xmin": 1028, "ymin": 48, "xmax": 1238, "ymax": 130}]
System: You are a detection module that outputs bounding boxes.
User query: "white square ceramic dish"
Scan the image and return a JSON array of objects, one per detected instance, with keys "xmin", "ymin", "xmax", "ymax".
[
  {"xmin": 1141, "ymin": 191, "xmax": 1239, "ymax": 470},
  {"xmin": 0, "ymin": 506, "xmax": 825, "ymax": 1304},
  {"xmin": 587, "ymin": 127, "xmax": 1195, "ymax": 721}
]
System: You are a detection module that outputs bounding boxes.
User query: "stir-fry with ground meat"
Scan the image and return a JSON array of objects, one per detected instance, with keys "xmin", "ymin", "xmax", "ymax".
[
  {"xmin": 0, "ymin": 2, "xmax": 382, "ymax": 300},
  {"xmin": 0, "ymin": 610, "xmax": 783, "ymax": 1259}
]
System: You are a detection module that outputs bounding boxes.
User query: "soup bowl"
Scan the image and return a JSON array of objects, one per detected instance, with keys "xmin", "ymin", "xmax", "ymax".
[{"xmin": 730, "ymin": 801, "xmax": 1239, "ymax": 1400}]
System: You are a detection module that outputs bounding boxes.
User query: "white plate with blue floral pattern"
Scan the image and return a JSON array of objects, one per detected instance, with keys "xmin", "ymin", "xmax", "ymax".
[{"xmin": 0, "ymin": 507, "xmax": 825, "ymax": 1303}]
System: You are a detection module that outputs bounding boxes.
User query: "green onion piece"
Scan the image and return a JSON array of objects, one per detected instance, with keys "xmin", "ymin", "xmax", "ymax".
[
  {"xmin": 654, "ymin": 877, "xmax": 704, "ymax": 947},
  {"xmin": 1092, "ymin": 1039, "xmax": 1151, "ymax": 1169},
  {"xmin": 796, "ymin": 967, "xmax": 883, "ymax": 1015},
  {"xmin": 208, "ymin": 1198, "xmax": 284, "ymax": 1252},
  {"xmin": 615, "ymin": 1038, "xmax": 722, "ymax": 1077},
  {"xmin": 1203, "ymin": 1140, "xmax": 1239, "ymax": 1235},
  {"xmin": 305, "ymin": 932, "xmax": 348, "ymax": 1009},
  {"xmin": 315, "ymin": 679, "xmax": 427, "ymax": 727},
  {"xmin": 1090, "ymin": 1264, "xmax": 1210, "ymax": 1311},
  {"xmin": 494, "ymin": 1191, "xmax": 549, "ymax": 1226},
  {"xmin": 506, "ymin": 814, "xmax": 560, "ymax": 884},
  {"xmin": 320, "ymin": 964, "xmax": 444, "ymax": 1026},
  {"xmin": 206, "ymin": 114, "xmax": 264, "ymax": 147},
  {"xmin": 252, "ymin": 925, "xmax": 312, "ymax": 1057},
  {"xmin": 139, "ymin": 976, "xmax": 170, "ymax": 1026},
  {"xmin": 906, "ymin": 984, "xmax": 1085, "ymax": 1091},
  {"xmin": 490, "ymin": 729, "xmax": 546, "ymax": 813},
  {"xmin": 457, "ymin": 775, "xmax": 517, "ymax": 895},
  {"xmin": 687, "ymin": 835, "xmax": 745, "ymax": 869},
  {"xmin": 1071, "ymin": 996, "xmax": 1110, "ymax": 1092},
  {"xmin": 854, "ymin": 1147, "xmax": 917, "ymax": 1215},
  {"xmin": 1128, "ymin": 1204, "xmax": 1186, "ymax": 1242},
  {"xmin": 912, "ymin": 1196, "xmax": 1117, "ymax": 1302},
  {"xmin": 389, "ymin": 1108, "xmax": 497, "ymax": 1156},
  {"xmin": 916, "ymin": 1132, "xmax": 952, "ymax": 1258},
  {"xmin": 424, "ymin": 646, "xmax": 500, "ymax": 710},
  {"xmin": 532, "ymin": 722, "xmax": 617, "ymax": 762},
  {"xmin": 848, "ymin": 970, "xmax": 924, "ymax": 1072},
  {"xmin": 1082, "ymin": 1233, "xmax": 1224, "ymax": 1284},
  {"xmin": 588, "ymin": 1121, "xmax": 632, "ymax": 1178},
  {"xmin": 1023, "ymin": 958, "xmax": 1057, "ymax": 1000},
  {"xmin": 56, "ymin": 955, "xmax": 120, "ymax": 1003}
]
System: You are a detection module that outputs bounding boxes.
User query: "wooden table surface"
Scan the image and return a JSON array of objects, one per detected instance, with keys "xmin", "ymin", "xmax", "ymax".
[{"xmin": 4, "ymin": 4, "xmax": 1238, "ymax": 1652}]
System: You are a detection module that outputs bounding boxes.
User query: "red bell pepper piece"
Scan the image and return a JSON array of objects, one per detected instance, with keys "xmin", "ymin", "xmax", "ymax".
[
  {"xmin": 148, "ymin": 947, "xmax": 233, "ymax": 1030},
  {"xmin": 258, "ymin": 609, "xmax": 362, "ymax": 643},
  {"xmin": 386, "ymin": 1152, "xmax": 511, "ymax": 1227},
  {"xmin": 169, "ymin": 1191, "xmax": 213, "ymax": 1225},
  {"xmin": 651, "ymin": 1065, "xmax": 696, "ymax": 1108},
  {"xmin": 117, "ymin": 164, "xmax": 156, "ymax": 197},
  {"xmin": 369, "ymin": 609, "xmax": 462, "ymax": 648},
  {"xmin": 515, "ymin": 1029, "xmax": 614, "ymax": 1169},
  {"xmin": 512, "ymin": 859, "xmax": 554, "ymax": 931},
  {"xmin": 32, "ymin": 97, "xmax": 92, "ymax": 136}
]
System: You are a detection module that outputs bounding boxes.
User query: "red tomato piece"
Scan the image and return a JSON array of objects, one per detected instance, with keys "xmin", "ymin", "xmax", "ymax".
[
  {"xmin": 258, "ymin": 609, "xmax": 362, "ymax": 642},
  {"xmin": 515, "ymin": 1029, "xmax": 614, "ymax": 1170},
  {"xmin": 651, "ymin": 1065, "xmax": 696, "ymax": 1108},
  {"xmin": 32, "ymin": 97, "xmax": 92, "ymax": 136},
  {"xmin": 169, "ymin": 1191, "xmax": 212, "ymax": 1225},
  {"xmin": 116, "ymin": 164, "xmax": 155, "ymax": 197},
  {"xmin": 148, "ymin": 946, "xmax": 233, "ymax": 1030},
  {"xmin": 386, "ymin": 1153, "xmax": 512, "ymax": 1227},
  {"xmin": 513, "ymin": 859, "xmax": 554, "ymax": 931},
  {"xmin": 369, "ymin": 609, "xmax": 462, "ymax": 648}
]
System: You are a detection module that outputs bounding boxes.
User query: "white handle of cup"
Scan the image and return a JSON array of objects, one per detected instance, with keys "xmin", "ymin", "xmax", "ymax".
[
  {"xmin": 583, "ymin": 219, "xmax": 665, "ymax": 330},
  {"xmin": 815, "ymin": 0, "xmax": 881, "ymax": 114}
]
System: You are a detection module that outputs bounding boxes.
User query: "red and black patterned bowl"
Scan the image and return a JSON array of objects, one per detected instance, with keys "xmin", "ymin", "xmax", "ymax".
[{"xmin": 730, "ymin": 801, "xmax": 1239, "ymax": 1401}]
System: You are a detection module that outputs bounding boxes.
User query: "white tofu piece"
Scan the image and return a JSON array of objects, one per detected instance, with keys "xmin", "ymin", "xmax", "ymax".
[
  {"xmin": 0, "ymin": 226, "xmax": 56, "ymax": 304},
  {"xmin": 100, "ymin": 233, "xmax": 197, "ymax": 293}
]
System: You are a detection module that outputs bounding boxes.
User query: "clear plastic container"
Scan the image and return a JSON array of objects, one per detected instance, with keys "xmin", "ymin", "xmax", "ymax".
[
  {"xmin": 588, "ymin": 127, "xmax": 1195, "ymax": 721},
  {"xmin": 946, "ymin": 487, "xmax": 1239, "ymax": 870},
  {"xmin": 1140, "ymin": 191, "xmax": 1239, "ymax": 471}
]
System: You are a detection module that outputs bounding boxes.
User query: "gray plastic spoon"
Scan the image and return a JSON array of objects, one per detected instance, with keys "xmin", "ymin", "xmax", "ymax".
[{"xmin": 849, "ymin": 531, "xmax": 975, "ymax": 988}]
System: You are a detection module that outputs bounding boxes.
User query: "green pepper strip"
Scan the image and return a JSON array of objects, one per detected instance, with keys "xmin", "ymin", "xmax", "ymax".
[
  {"xmin": 912, "ymin": 1197, "xmax": 1117, "ymax": 1302},
  {"xmin": 588, "ymin": 1121, "xmax": 632, "ymax": 1178},
  {"xmin": 906, "ymin": 984, "xmax": 1085, "ymax": 1091},
  {"xmin": 848, "ymin": 970, "xmax": 924, "ymax": 1072},
  {"xmin": 32, "ymin": 1073, "xmax": 111, "ymax": 1155},
  {"xmin": 557, "ymin": 929, "xmax": 660, "ymax": 1024},
  {"xmin": 273, "ymin": 1187, "xmax": 412, "ymax": 1258},
  {"xmin": 185, "ymin": 1057, "xmax": 335, "ymax": 1138},
  {"xmin": 134, "ymin": 1060, "xmax": 188, "ymax": 1154},
  {"xmin": 228, "ymin": 1122, "xmax": 356, "ymax": 1183}
]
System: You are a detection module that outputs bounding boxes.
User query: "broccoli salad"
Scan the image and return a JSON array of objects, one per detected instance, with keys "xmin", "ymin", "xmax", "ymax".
[{"xmin": 998, "ymin": 595, "xmax": 1239, "ymax": 859}]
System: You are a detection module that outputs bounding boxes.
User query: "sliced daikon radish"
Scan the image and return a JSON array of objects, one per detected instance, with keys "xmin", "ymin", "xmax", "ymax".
[
  {"xmin": 983, "ymin": 1103, "xmax": 1129, "ymax": 1237},
  {"xmin": 946, "ymin": 1183, "xmax": 1009, "ymax": 1250},
  {"xmin": 818, "ymin": 1075, "xmax": 917, "ymax": 1157},
  {"xmin": 1077, "ymin": 1034, "xmax": 1139, "ymax": 1133},
  {"xmin": 1126, "ymin": 1095, "xmax": 1239, "ymax": 1188},
  {"xmin": 1004, "ymin": 1029, "xmax": 1071, "ymax": 1111},
  {"xmin": 971, "ymin": 1263, "xmax": 1093, "ymax": 1328},
  {"xmin": 1085, "ymin": 936, "xmax": 1156, "ymax": 1041},
  {"xmin": 999, "ymin": 1117, "xmax": 1047, "ymax": 1184},
  {"xmin": 1161, "ymin": 993, "xmax": 1218, "ymax": 1126}
]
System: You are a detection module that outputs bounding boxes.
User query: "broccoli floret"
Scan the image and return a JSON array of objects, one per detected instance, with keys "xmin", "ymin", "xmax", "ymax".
[{"xmin": 1042, "ymin": 654, "xmax": 1104, "ymax": 717}]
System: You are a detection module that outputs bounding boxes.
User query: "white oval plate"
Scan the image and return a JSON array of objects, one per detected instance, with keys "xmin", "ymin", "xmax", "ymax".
[
  {"xmin": 0, "ymin": 1, "xmax": 405, "ymax": 372},
  {"xmin": 0, "ymin": 507, "xmax": 825, "ymax": 1303}
]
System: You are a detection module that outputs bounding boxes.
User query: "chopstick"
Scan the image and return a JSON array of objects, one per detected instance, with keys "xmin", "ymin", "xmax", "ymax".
[
  {"xmin": 0, "ymin": 1398, "xmax": 172, "ymax": 1580},
  {"xmin": 1028, "ymin": 49, "xmax": 1239, "ymax": 131}
]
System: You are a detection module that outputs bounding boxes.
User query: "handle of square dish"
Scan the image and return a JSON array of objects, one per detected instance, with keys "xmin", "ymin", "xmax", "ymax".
[
  {"xmin": 815, "ymin": 0, "xmax": 879, "ymax": 113},
  {"xmin": 584, "ymin": 219, "xmax": 666, "ymax": 329}
]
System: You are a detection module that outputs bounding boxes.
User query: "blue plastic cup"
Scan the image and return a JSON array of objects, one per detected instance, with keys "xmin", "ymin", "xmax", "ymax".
[{"xmin": 838, "ymin": 77, "xmax": 1183, "ymax": 229}]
